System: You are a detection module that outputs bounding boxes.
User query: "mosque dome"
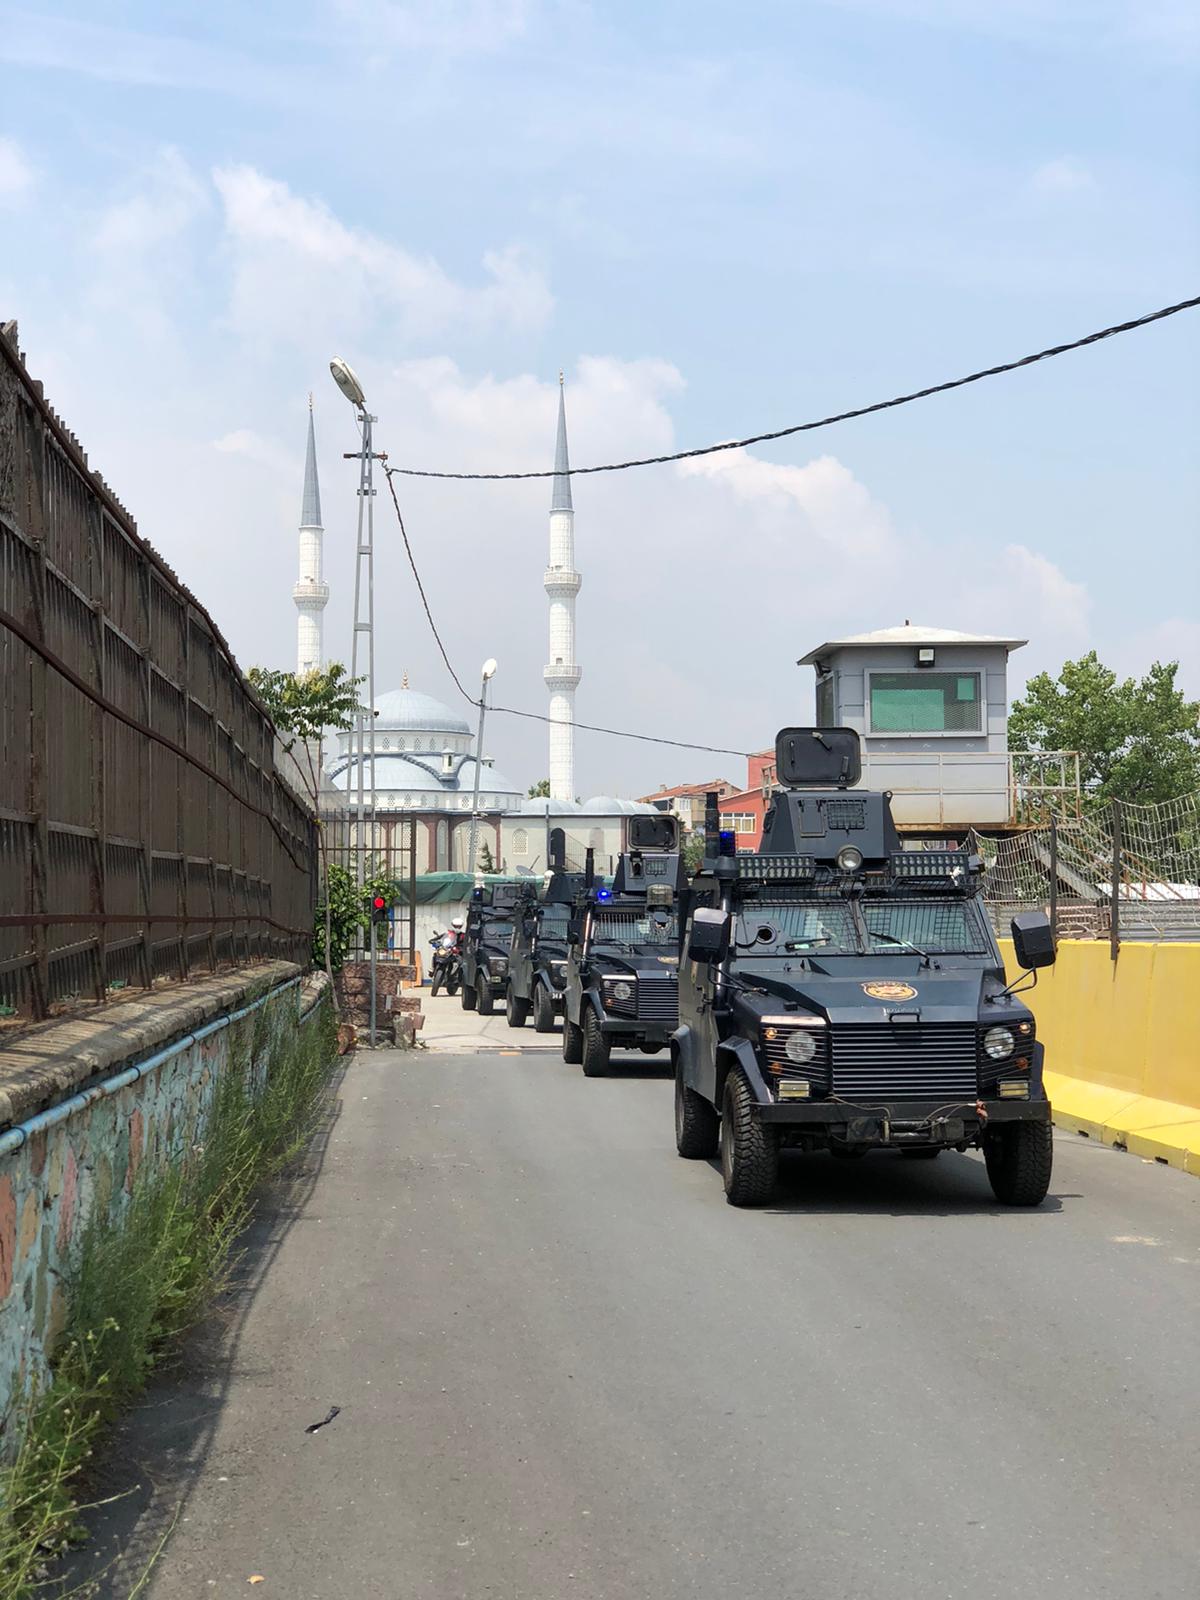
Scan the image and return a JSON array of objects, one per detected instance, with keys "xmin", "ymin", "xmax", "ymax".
[
  {"xmin": 580, "ymin": 796, "xmax": 659, "ymax": 816},
  {"xmin": 372, "ymin": 687, "xmax": 471, "ymax": 736}
]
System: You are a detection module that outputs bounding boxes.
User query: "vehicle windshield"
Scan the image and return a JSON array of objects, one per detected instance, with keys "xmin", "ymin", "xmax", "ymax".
[
  {"xmin": 590, "ymin": 908, "xmax": 679, "ymax": 949},
  {"xmin": 734, "ymin": 897, "xmax": 990, "ymax": 956},
  {"xmin": 538, "ymin": 906, "xmax": 570, "ymax": 936},
  {"xmin": 480, "ymin": 918, "xmax": 515, "ymax": 946}
]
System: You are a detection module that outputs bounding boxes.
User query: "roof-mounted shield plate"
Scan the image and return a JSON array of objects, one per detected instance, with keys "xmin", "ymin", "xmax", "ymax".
[{"xmin": 775, "ymin": 727, "xmax": 862, "ymax": 789}]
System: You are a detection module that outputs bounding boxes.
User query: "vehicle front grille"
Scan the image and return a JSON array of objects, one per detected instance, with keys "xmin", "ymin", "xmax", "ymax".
[
  {"xmin": 636, "ymin": 977, "xmax": 678, "ymax": 1024},
  {"xmin": 831, "ymin": 1023, "xmax": 979, "ymax": 1100}
]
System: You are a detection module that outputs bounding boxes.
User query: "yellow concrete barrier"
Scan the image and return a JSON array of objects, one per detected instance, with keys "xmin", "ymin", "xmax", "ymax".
[{"xmin": 999, "ymin": 937, "xmax": 1200, "ymax": 1175}]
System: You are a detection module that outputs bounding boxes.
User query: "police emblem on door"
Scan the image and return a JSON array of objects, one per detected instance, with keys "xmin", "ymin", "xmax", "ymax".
[{"xmin": 861, "ymin": 980, "xmax": 918, "ymax": 1001}]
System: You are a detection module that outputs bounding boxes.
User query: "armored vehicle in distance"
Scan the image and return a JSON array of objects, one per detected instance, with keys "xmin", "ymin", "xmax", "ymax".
[
  {"xmin": 561, "ymin": 815, "xmax": 685, "ymax": 1077},
  {"xmin": 673, "ymin": 728, "xmax": 1057, "ymax": 1207},
  {"xmin": 460, "ymin": 881, "xmax": 523, "ymax": 1016},
  {"xmin": 505, "ymin": 864, "xmax": 584, "ymax": 1031}
]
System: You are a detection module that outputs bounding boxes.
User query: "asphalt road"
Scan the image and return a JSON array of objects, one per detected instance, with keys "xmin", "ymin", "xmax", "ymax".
[{"xmin": 76, "ymin": 997, "xmax": 1200, "ymax": 1600}]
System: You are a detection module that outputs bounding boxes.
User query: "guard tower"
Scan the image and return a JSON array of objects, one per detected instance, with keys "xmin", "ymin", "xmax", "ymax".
[{"xmin": 795, "ymin": 625, "xmax": 1026, "ymax": 832}]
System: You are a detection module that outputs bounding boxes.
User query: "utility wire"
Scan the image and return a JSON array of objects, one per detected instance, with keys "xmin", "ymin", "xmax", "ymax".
[
  {"xmin": 382, "ymin": 469, "xmax": 754, "ymax": 757},
  {"xmin": 386, "ymin": 294, "xmax": 1200, "ymax": 483}
]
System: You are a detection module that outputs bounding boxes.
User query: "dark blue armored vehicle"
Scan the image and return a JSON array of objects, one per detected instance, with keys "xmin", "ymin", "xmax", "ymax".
[
  {"xmin": 561, "ymin": 815, "xmax": 685, "ymax": 1077},
  {"xmin": 460, "ymin": 881, "xmax": 523, "ymax": 1016},
  {"xmin": 673, "ymin": 728, "xmax": 1057, "ymax": 1206},
  {"xmin": 504, "ymin": 864, "xmax": 584, "ymax": 1032}
]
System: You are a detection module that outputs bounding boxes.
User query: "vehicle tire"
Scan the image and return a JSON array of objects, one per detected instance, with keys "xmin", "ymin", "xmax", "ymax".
[
  {"xmin": 447, "ymin": 974, "xmax": 460, "ymax": 996},
  {"xmin": 581, "ymin": 1010, "xmax": 611, "ymax": 1077},
  {"xmin": 506, "ymin": 988, "xmax": 529, "ymax": 1028},
  {"xmin": 675, "ymin": 1067, "xmax": 719, "ymax": 1159},
  {"xmin": 430, "ymin": 972, "xmax": 443, "ymax": 998},
  {"xmin": 901, "ymin": 1147, "xmax": 940, "ymax": 1160},
  {"xmin": 639, "ymin": 1042, "xmax": 664, "ymax": 1055},
  {"xmin": 532, "ymin": 984, "xmax": 556, "ymax": 1033},
  {"xmin": 478, "ymin": 987, "xmax": 495, "ymax": 1016},
  {"xmin": 461, "ymin": 982, "xmax": 477, "ymax": 1012},
  {"xmin": 984, "ymin": 1120, "xmax": 1053, "ymax": 1205},
  {"xmin": 720, "ymin": 1069, "xmax": 779, "ymax": 1207},
  {"xmin": 562, "ymin": 1014, "xmax": 584, "ymax": 1064}
]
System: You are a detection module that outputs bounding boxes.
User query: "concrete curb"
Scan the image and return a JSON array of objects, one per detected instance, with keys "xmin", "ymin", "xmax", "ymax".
[{"xmin": 1047, "ymin": 1070, "xmax": 1200, "ymax": 1177}]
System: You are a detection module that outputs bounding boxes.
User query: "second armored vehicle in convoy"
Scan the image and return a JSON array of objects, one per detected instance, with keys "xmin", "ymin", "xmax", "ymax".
[
  {"xmin": 561, "ymin": 815, "xmax": 685, "ymax": 1076},
  {"xmin": 673, "ymin": 727, "xmax": 1057, "ymax": 1206},
  {"xmin": 505, "ymin": 843, "xmax": 584, "ymax": 1031},
  {"xmin": 460, "ymin": 882, "xmax": 523, "ymax": 1015}
]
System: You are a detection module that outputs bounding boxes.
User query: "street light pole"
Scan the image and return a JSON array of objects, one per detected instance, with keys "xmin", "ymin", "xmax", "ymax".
[
  {"xmin": 467, "ymin": 659, "xmax": 498, "ymax": 879},
  {"xmin": 330, "ymin": 356, "xmax": 384, "ymax": 1044}
]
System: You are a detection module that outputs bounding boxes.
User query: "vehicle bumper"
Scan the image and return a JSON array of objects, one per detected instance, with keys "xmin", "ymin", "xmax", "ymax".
[
  {"xmin": 600, "ymin": 1016, "xmax": 676, "ymax": 1046},
  {"xmin": 755, "ymin": 1096, "xmax": 1050, "ymax": 1145}
]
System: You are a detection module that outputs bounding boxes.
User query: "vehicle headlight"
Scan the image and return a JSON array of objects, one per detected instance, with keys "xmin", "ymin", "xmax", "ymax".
[
  {"xmin": 487, "ymin": 956, "xmax": 508, "ymax": 975},
  {"xmin": 784, "ymin": 1030, "xmax": 817, "ymax": 1066},
  {"xmin": 836, "ymin": 845, "xmax": 864, "ymax": 873},
  {"xmin": 983, "ymin": 1025, "xmax": 1016, "ymax": 1062},
  {"xmin": 612, "ymin": 980, "xmax": 634, "ymax": 1002}
]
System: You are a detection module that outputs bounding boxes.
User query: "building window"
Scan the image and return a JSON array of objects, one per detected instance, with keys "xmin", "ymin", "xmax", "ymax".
[
  {"xmin": 868, "ymin": 671, "xmax": 981, "ymax": 734},
  {"xmin": 382, "ymin": 738, "xmax": 391, "ymax": 749},
  {"xmin": 723, "ymin": 812, "xmax": 757, "ymax": 834},
  {"xmin": 398, "ymin": 738, "xmax": 406, "ymax": 750},
  {"xmin": 404, "ymin": 794, "xmax": 412, "ymax": 806},
  {"xmin": 513, "ymin": 827, "xmax": 529, "ymax": 856},
  {"xmin": 816, "ymin": 675, "xmax": 835, "ymax": 726}
]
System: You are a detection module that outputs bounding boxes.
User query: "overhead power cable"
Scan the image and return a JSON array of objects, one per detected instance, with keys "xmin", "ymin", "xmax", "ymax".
[
  {"xmin": 386, "ymin": 294, "xmax": 1200, "ymax": 484},
  {"xmin": 382, "ymin": 469, "xmax": 754, "ymax": 757}
]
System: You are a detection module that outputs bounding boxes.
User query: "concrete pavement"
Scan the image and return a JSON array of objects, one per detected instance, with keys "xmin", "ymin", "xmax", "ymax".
[{"xmin": 71, "ymin": 990, "xmax": 1200, "ymax": 1599}]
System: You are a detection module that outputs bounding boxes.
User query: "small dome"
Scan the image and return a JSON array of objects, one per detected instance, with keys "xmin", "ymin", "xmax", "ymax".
[
  {"xmin": 581, "ymin": 796, "xmax": 659, "ymax": 816},
  {"xmin": 516, "ymin": 796, "xmax": 584, "ymax": 815},
  {"xmin": 456, "ymin": 757, "xmax": 519, "ymax": 796},
  {"xmin": 373, "ymin": 687, "xmax": 471, "ymax": 736}
]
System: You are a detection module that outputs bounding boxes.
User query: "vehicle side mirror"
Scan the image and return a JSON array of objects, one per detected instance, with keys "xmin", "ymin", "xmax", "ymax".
[
  {"xmin": 687, "ymin": 907, "xmax": 730, "ymax": 965},
  {"xmin": 1011, "ymin": 912, "xmax": 1056, "ymax": 970}
]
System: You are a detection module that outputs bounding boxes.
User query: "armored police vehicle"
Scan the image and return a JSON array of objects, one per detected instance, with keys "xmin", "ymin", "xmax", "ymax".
[
  {"xmin": 460, "ymin": 881, "xmax": 523, "ymax": 1016},
  {"xmin": 673, "ymin": 728, "xmax": 1057, "ymax": 1207},
  {"xmin": 505, "ymin": 863, "xmax": 585, "ymax": 1031},
  {"xmin": 561, "ymin": 815, "xmax": 686, "ymax": 1076}
]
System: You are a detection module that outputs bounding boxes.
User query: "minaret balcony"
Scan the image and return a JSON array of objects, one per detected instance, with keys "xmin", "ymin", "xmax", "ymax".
[
  {"xmin": 543, "ymin": 663, "xmax": 582, "ymax": 690},
  {"xmin": 293, "ymin": 579, "xmax": 331, "ymax": 606},
  {"xmin": 543, "ymin": 566, "xmax": 582, "ymax": 596}
]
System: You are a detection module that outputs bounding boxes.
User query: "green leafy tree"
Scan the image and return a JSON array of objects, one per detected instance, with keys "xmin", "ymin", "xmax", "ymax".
[
  {"xmin": 313, "ymin": 861, "xmax": 402, "ymax": 974},
  {"xmin": 682, "ymin": 833, "xmax": 707, "ymax": 874},
  {"xmin": 477, "ymin": 840, "xmax": 496, "ymax": 874},
  {"xmin": 527, "ymin": 778, "xmax": 551, "ymax": 798},
  {"xmin": 1009, "ymin": 653, "xmax": 1200, "ymax": 805},
  {"xmin": 248, "ymin": 663, "xmax": 365, "ymax": 995}
]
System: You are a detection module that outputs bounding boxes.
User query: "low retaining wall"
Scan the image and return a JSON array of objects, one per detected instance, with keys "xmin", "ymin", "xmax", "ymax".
[
  {"xmin": 1000, "ymin": 937, "xmax": 1200, "ymax": 1174},
  {"xmin": 0, "ymin": 962, "xmax": 329, "ymax": 1442}
]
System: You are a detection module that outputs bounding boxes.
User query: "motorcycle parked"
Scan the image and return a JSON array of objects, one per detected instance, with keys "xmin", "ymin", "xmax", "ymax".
[{"xmin": 429, "ymin": 930, "xmax": 462, "ymax": 997}]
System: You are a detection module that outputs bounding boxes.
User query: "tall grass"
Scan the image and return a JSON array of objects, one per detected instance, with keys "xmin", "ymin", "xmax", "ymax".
[{"xmin": 0, "ymin": 990, "xmax": 337, "ymax": 1597}]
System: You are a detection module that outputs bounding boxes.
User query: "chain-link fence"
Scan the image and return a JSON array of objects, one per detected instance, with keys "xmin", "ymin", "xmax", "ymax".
[{"xmin": 969, "ymin": 791, "xmax": 1200, "ymax": 949}]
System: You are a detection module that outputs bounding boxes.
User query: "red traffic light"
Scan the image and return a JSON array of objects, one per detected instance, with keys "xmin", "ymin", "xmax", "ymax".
[{"xmin": 372, "ymin": 896, "xmax": 386, "ymax": 910}]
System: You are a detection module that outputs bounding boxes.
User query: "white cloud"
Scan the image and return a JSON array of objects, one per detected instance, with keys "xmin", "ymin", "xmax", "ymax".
[
  {"xmin": 212, "ymin": 165, "xmax": 553, "ymax": 347},
  {"xmin": 0, "ymin": 137, "xmax": 34, "ymax": 202},
  {"xmin": 335, "ymin": 0, "xmax": 532, "ymax": 52},
  {"xmin": 1030, "ymin": 157, "xmax": 1098, "ymax": 195},
  {"xmin": 1000, "ymin": 543, "xmax": 1090, "ymax": 636}
]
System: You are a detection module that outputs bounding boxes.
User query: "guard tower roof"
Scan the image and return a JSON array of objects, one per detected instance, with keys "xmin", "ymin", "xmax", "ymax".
[{"xmin": 797, "ymin": 624, "xmax": 1027, "ymax": 665}]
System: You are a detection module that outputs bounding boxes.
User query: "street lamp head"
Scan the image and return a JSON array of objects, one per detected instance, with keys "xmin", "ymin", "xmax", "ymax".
[
  {"xmin": 329, "ymin": 356, "xmax": 366, "ymax": 408},
  {"xmin": 481, "ymin": 658, "xmax": 498, "ymax": 682}
]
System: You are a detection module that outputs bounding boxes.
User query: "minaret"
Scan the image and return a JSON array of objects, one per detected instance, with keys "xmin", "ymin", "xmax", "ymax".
[
  {"xmin": 543, "ymin": 374, "xmax": 581, "ymax": 801},
  {"xmin": 293, "ymin": 396, "xmax": 330, "ymax": 675}
]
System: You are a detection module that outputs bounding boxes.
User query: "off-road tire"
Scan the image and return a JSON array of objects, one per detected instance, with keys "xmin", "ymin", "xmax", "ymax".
[
  {"xmin": 675, "ymin": 1068, "xmax": 719, "ymax": 1159},
  {"xmin": 581, "ymin": 1010, "xmax": 611, "ymax": 1077},
  {"xmin": 460, "ymin": 982, "xmax": 477, "ymax": 1012},
  {"xmin": 562, "ymin": 1014, "xmax": 584, "ymax": 1064},
  {"xmin": 532, "ymin": 984, "xmax": 556, "ymax": 1033},
  {"xmin": 984, "ymin": 1120, "xmax": 1053, "ymax": 1206},
  {"xmin": 720, "ymin": 1069, "xmax": 779, "ymax": 1207},
  {"xmin": 478, "ymin": 987, "xmax": 496, "ymax": 1016},
  {"xmin": 506, "ymin": 988, "xmax": 529, "ymax": 1028}
]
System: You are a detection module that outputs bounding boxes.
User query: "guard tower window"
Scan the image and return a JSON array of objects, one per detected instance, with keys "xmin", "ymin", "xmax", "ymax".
[
  {"xmin": 868, "ymin": 671, "xmax": 981, "ymax": 733},
  {"xmin": 815, "ymin": 676, "xmax": 835, "ymax": 726}
]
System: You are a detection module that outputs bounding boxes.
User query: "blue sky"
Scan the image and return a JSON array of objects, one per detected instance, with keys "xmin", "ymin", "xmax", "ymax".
[{"xmin": 1, "ymin": 0, "xmax": 1197, "ymax": 794}]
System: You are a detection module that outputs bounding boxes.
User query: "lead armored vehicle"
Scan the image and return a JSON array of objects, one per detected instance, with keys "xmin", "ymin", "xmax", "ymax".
[
  {"xmin": 505, "ymin": 855, "xmax": 585, "ymax": 1031},
  {"xmin": 561, "ymin": 815, "xmax": 685, "ymax": 1076},
  {"xmin": 460, "ymin": 882, "xmax": 523, "ymax": 1015},
  {"xmin": 673, "ymin": 728, "xmax": 1057, "ymax": 1207}
]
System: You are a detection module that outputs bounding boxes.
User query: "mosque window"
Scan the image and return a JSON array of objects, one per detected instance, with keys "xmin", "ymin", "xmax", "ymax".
[
  {"xmin": 398, "ymin": 738, "xmax": 406, "ymax": 750},
  {"xmin": 382, "ymin": 738, "xmax": 390, "ymax": 749},
  {"xmin": 387, "ymin": 794, "xmax": 396, "ymax": 806},
  {"xmin": 404, "ymin": 794, "xmax": 412, "ymax": 806},
  {"xmin": 414, "ymin": 738, "xmax": 422, "ymax": 751},
  {"xmin": 513, "ymin": 828, "xmax": 529, "ymax": 856}
]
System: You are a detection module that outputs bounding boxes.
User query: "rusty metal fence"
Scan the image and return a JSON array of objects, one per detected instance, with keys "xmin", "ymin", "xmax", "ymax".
[{"xmin": 0, "ymin": 322, "xmax": 317, "ymax": 1021}]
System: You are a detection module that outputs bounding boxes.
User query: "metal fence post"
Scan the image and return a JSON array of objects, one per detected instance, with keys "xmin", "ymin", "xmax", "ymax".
[
  {"xmin": 1049, "ymin": 813, "xmax": 1058, "ymax": 940},
  {"xmin": 1110, "ymin": 801, "xmax": 1122, "ymax": 961}
]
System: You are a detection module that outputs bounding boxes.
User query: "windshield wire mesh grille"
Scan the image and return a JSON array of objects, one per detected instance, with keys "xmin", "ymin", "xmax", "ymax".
[{"xmin": 861, "ymin": 901, "xmax": 989, "ymax": 954}]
